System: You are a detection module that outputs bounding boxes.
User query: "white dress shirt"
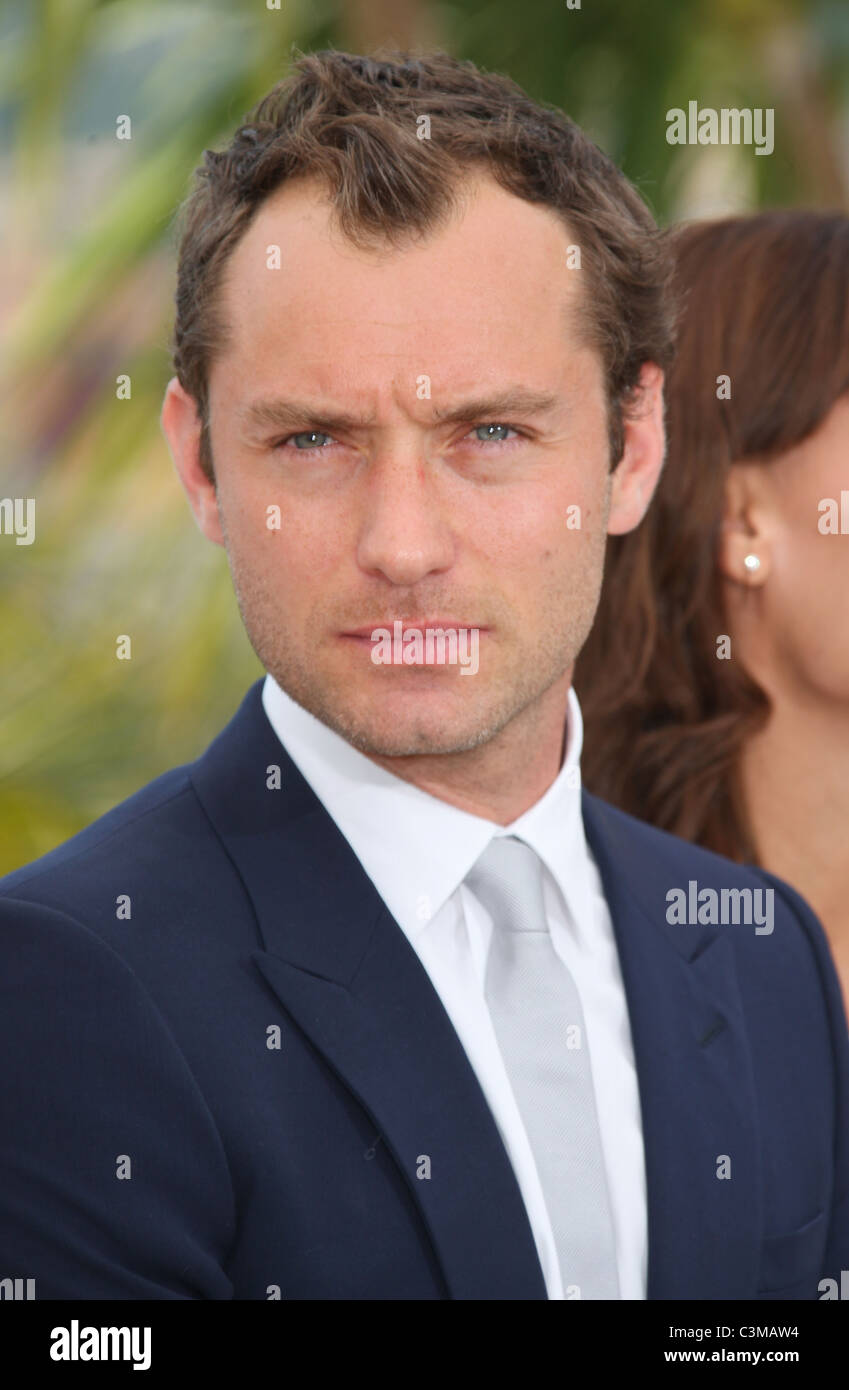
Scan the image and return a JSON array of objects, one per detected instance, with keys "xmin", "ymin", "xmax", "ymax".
[{"xmin": 261, "ymin": 673, "xmax": 647, "ymax": 1299}]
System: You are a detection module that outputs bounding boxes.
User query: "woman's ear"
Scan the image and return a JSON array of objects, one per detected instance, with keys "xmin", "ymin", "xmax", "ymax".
[{"xmin": 717, "ymin": 464, "xmax": 771, "ymax": 589}]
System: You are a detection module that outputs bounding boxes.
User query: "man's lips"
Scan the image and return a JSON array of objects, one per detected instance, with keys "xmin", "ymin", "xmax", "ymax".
[{"xmin": 340, "ymin": 621, "xmax": 488, "ymax": 638}]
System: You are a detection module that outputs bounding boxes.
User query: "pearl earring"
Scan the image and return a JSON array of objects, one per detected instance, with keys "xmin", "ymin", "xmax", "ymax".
[{"xmin": 743, "ymin": 554, "xmax": 761, "ymax": 574}]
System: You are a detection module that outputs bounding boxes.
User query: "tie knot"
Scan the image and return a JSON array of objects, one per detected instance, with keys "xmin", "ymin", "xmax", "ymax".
[{"xmin": 465, "ymin": 835, "xmax": 548, "ymax": 933}]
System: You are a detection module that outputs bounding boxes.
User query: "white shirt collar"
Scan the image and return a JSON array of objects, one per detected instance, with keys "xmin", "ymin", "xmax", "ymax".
[{"xmin": 260, "ymin": 673, "xmax": 598, "ymax": 943}]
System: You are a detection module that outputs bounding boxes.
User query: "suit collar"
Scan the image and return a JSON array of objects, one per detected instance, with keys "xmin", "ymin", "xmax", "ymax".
[{"xmin": 191, "ymin": 679, "xmax": 383, "ymax": 984}]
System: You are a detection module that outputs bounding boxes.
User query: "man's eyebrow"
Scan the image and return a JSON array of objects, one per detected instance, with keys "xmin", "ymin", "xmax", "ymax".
[
  {"xmin": 238, "ymin": 387, "xmax": 562, "ymax": 435},
  {"xmin": 237, "ymin": 399, "xmax": 378, "ymax": 434},
  {"xmin": 432, "ymin": 388, "xmax": 562, "ymax": 424}
]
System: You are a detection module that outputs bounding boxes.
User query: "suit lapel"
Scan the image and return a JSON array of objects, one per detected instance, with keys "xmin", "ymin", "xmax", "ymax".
[
  {"xmin": 582, "ymin": 792, "xmax": 763, "ymax": 1299},
  {"xmin": 190, "ymin": 681, "xmax": 547, "ymax": 1300}
]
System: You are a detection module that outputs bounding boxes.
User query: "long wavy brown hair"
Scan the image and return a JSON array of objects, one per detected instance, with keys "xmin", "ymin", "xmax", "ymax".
[{"xmin": 575, "ymin": 210, "xmax": 849, "ymax": 863}]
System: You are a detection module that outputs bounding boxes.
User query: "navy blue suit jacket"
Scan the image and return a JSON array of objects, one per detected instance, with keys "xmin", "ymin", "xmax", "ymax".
[{"xmin": 1, "ymin": 679, "xmax": 847, "ymax": 1299}]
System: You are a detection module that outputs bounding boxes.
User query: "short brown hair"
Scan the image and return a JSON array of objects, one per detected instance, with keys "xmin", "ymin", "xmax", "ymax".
[
  {"xmin": 575, "ymin": 210, "xmax": 849, "ymax": 861},
  {"xmin": 170, "ymin": 48, "xmax": 676, "ymax": 480}
]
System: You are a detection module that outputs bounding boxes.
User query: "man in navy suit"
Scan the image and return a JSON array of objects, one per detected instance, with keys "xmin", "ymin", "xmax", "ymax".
[{"xmin": 1, "ymin": 50, "xmax": 847, "ymax": 1300}]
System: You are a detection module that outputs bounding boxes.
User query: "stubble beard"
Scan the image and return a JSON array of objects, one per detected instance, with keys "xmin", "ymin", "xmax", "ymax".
[{"xmin": 219, "ymin": 505, "xmax": 607, "ymax": 760}]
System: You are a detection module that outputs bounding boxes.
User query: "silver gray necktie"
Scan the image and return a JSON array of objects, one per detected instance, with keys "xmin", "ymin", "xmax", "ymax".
[{"xmin": 467, "ymin": 834, "xmax": 620, "ymax": 1299}]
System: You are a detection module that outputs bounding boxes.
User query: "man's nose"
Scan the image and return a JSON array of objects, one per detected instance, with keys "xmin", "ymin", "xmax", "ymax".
[{"xmin": 355, "ymin": 448, "xmax": 456, "ymax": 588}]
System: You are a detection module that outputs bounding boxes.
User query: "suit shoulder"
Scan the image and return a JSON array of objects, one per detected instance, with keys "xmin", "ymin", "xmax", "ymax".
[
  {"xmin": 581, "ymin": 789, "xmax": 836, "ymax": 973},
  {"xmin": 581, "ymin": 789, "xmax": 766, "ymax": 885},
  {"xmin": 0, "ymin": 762, "xmax": 200, "ymax": 899}
]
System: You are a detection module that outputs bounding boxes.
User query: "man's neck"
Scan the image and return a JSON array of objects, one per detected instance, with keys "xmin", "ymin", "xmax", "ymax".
[{"xmin": 365, "ymin": 674, "xmax": 572, "ymax": 826}]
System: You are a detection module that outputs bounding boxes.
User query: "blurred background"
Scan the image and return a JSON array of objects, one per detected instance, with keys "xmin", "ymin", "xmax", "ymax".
[{"xmin": 1, "ymin": 0, "xmax": 848, "ymax": 871}]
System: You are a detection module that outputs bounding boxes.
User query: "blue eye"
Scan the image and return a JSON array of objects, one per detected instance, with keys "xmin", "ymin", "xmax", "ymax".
[
  {"xmin": 289, "ymin": 431, "xmax": 333, "ymax": 450},
  {"xmin": 472, "ymin": 424, "xmax": 517, "ymax": 444},
  {"xmin": 273, "ymin": 423, "xmax": 523, "ymax": 455}
]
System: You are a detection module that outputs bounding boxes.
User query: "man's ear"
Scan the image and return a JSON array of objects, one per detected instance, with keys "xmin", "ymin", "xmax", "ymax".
[
  {"xmin": 607, "ymin": 362, "xmax": 666, "ymax": 536},
  {"xmin": 717, "ymin": 464, "xmax": 771, "ymax": 589},
  {"xmin": 160, "ymin": 377, "xmax": 225, "ymax": 546}
]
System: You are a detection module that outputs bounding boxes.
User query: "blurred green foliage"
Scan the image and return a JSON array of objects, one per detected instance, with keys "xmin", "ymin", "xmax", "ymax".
[{"xmin": 1, "ymin": 0, "xmax": 848, "ymax": 871}]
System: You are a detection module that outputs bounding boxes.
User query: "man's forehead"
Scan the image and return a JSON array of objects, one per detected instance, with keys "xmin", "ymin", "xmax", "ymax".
[
  {"xmin": 210, "ymin": 171, "xmax": 594, "ymax": 389},
  {"xmin": 221, "ymin": 171, "xmax": 584, "ymax": 301}
]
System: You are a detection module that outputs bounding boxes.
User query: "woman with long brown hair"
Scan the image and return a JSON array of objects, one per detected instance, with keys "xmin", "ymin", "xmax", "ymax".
[{"xmin": 576, "ymin": 210, "xmax": 849, "ymax": 1002}]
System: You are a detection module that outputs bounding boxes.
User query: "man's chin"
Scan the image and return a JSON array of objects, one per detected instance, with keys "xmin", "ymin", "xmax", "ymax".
[
  {"xmin": 279, "ymin": 677, "xmax": 512, "ymax": 759},
  {"xmin": 318, "ymin": 701, "xmax": 504, "ymax": 759},
  {"xmin": 336, "ymin": 720, "xmax": 499, "ymax": 759}
]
